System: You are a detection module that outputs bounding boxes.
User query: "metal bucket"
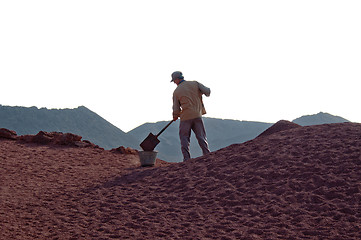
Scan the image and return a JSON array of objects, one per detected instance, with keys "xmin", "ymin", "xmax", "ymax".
[{"xmin": 138, "ymin": 151, "xmax": 158, "ymax": 167}]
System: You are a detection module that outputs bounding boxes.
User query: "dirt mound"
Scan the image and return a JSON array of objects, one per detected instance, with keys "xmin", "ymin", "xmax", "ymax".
[
  {"xmin": 257, "ymin": 119, "xmax": 301, "ymax": 138},
  {"xmin": 1, "ymin": 122, "xmax": 361, "ymax": 239},
  {"xmin": 110, "ymin": 146, "xmax": 138, "ymax": 155},
  {"xmin": 18, "ymin": 131, "xmax": 100, "ymax": 148},
  {"xmin": 0, "ymin": 128, "xmax": 101, "ymax": 148},
  {"xmin": 0, "ymin": 128, "xmax": 17, "ymax": 140}
]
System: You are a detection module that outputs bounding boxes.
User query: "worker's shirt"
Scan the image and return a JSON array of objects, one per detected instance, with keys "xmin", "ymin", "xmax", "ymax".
[{"xmin": 172, "ymin": 80, "xmax": 211, "ymax": 121}]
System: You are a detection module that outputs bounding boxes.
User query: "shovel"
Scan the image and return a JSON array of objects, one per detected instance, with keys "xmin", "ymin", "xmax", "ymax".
[{"xmin": 140, "ymin": 120, "xmax": 174, "ymax": 151}]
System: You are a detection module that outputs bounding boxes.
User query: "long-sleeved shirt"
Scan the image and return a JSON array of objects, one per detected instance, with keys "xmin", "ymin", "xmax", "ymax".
[{"xmin": 172, "ymin": 80, "xmax": 211, "ymax": 121}]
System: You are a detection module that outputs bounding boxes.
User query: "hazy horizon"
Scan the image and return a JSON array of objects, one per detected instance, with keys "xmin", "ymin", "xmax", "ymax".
[{"xmin": 0, "ymin": 103, "xmax": 352, "ymax": 132}]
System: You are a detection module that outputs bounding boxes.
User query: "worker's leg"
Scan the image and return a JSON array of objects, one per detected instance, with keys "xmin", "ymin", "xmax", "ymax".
[
  {"xmin": 192, "ymin": 118, "xmax": 211, "ymax": 155},
  {"xmin": 179, "ymin": 119, "xmax": 192, "ymax": 161}
]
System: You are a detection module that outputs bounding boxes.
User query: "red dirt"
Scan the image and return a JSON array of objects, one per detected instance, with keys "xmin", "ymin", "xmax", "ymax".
[{"xmin": 1, "ymin": 123, "xmax": 361, "ymax": 239}]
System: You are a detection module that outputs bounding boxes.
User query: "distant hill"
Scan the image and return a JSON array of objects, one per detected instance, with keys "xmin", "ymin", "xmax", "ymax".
[
  {"xmin": 0, "ymin": 105, "xmax": 352, "ymax": 162},
  {"xmin": 0, "ymin": 105, "xmax": 138, "ymax": 149},
  {"xmin": 292, "ymin": 112, "xmax": 350, "ymax": 126}
]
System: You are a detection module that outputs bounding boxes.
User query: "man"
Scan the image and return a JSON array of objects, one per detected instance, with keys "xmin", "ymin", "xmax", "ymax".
[{"xmin": 171, "ymin": 71, "xmax": 211, "ymax": 161}]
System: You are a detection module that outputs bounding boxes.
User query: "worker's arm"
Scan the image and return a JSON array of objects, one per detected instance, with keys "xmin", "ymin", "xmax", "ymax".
[
  {"xmin": 198, "ymin": 82, "xmax": 211, "ymax": 97},
  {"xmin": 172, "ymin": 94, "xmax": 181, "ymax": 121}
]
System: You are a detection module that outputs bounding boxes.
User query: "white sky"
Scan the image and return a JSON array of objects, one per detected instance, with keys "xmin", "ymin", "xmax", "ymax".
[{"xmin": 1, "ymin": 0, "xmax": 360, "ymax": 132}]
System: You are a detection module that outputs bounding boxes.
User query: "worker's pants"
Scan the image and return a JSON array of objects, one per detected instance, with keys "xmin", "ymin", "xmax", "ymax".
[{"xmin": 179, "ymin": 117, "xmax": 211, "ymax": 161}]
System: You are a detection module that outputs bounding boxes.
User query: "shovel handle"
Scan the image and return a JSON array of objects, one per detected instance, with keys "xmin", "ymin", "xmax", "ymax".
[{"xmin": 156, "ymin": 120, "xmax": 174, "ymax": 137}]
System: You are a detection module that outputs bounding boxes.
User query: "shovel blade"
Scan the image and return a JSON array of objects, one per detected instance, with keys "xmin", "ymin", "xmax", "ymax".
[{"xmin": 140, "ymin": 133, "xmax": 160, "ymax": 151}]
